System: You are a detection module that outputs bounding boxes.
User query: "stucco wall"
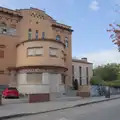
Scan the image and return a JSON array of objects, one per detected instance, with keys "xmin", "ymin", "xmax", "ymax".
[
  {"xmin": 72, "ymin": 61, "xmax": 93, "ymax": 85},
  {"xmin": 16, "ymin": 41, "xmax": 65, "ymax": 67},
  {"xmin": 0, "ymin": 7, "xmax": 73, "ymax": 88},
  {"xmin": 17, "ymin": 72, "xmax": 64, "ymax": 95},
  {"xmin": 0, "ymin": 35, "xmax": 18, "ymax": 85}
]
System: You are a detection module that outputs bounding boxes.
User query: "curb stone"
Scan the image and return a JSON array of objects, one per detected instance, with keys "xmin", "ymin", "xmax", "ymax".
[{"xmin": 1, "ymin": 96, "xmax": 120, "ymax": 120}]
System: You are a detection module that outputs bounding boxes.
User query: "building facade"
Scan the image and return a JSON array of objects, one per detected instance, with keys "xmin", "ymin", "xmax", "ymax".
[
  {"xmin": 72, "ymin": 58, "xmax": 93, "ymax": 97},
  {"xmin": 0, "ymin": 7, "xmax": 73, "ymax": 101}
]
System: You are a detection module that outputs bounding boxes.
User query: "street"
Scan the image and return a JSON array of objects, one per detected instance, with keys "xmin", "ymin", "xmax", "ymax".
[{"xmin": 8, "ymin": 99, "xmax": 120, "ymax": 120}]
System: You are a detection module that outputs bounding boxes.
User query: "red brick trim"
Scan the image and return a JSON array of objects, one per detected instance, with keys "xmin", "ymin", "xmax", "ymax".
[
  {"xmin": 29, "ymin": 94, "xmax": 49, "ymax": 103},
  {"xmin": 77, "ymin": 92, "xmax": 90, "ymax": 97}
]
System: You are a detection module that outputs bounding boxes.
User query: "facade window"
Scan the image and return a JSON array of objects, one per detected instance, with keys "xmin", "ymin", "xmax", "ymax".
[
  {"xmin": 35, "ymin": 30, "xmax": 39, "ymax": 40},
  {"xmin": 8, "ymin": 27, "xmax": 16, "ymax": 36},
  {"xmin": 27, "ymin": 47, "xmax": 43, "ymax": 56},
  {"xmin": 65, "ymin": 37, "xmax": 68, "ymax": 48},
  {"xmin": 0, "ymin": 45, "xmax": 5, "ymax": 48},
  {"xmin": 86, "ymin": 67, "xmax": 89, "ymax": 85},
  {"xmin": 28, "ymin": 29, "xmax": 32, "ymax": 40},
  {"xmin": 42, "ymin": 32, "xmax": 45, "ymax": 39},
  {"xmin": 0, "ymin": 23, "xmax": 7, "ymax": 34},
  {"xmin": 72, "ymin": 65, "xmax": 74, "ymax": 76},
  {"xmin": 0, "ymin": 70, "xmax": 4, "ymax": 74},
  {"xmin": 0, "ymin": 23, "xmax": 16, "ymax": 36},
  {"xmin": 0, "ymin": 50, "xmax": 4, "ymax": 58},
  {"xmin": 72, "ymin": 65, "xmax": 75, "ymax": 83},
  {"xmin": 8, "ymin": 24, "xmax": 16, "ymax": 35},
  {"xmin": 49, "ymin": 47, "xmax": 58, "ymax": 57},
  {"xmin": 56, "ymin": 35, "xmax": 61, "ymax": 41},
  {"xmin": 79, "ymin": 66, "xmax": 82, "ymax": 85},
  {"xmin": 27, "ymin": 73, "xmax": 42, "ymax": 84}
]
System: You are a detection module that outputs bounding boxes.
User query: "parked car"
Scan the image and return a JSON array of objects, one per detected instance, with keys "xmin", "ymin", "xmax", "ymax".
[{"xmin": 2, "ymin": 87, "xmax": 19, "ymax": 99}]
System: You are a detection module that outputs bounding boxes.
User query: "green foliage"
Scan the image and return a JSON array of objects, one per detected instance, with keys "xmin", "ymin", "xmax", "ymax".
[
  {"xmin": 93, "ymin": 63, "xmax": 120, "ymax": 81},
  {"xmin": 103, "ymin": 80, "xmax": 120, "ymax": 87},
  {"xmin": 90, "ymin": 76, "xmax": 104, "ymax": 85},
  {"xmin": 91, "ymin": 63, "xmax": 120, "ymax": 87}
]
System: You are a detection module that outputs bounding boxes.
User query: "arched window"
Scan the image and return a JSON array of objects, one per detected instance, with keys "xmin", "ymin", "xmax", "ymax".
[
  {"xmin": 35, "ymin": 30, "xmax": 39, "ymax": 40},
  {"xmin": 65, "ymin": 37, "xmax": 68, "ymax": 48},
  {"xmin": 28, "ymin": 29, "xmax": 32, "ymax": 40},
  {"xmin": 0, "ymin": 23, "xmax": 7, "ymax": 34},
  {"xmin": 56, "ymin": 35, "xmax": 61, "ymax": 41}
]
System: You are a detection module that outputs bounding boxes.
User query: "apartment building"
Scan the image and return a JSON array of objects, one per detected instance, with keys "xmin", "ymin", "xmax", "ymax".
[
  {"xmin": 0, "ymin": 7, "xmax": 73, "ymax": 101},
  {"xmin": 0, "ymin": 6, "xmax": 93, "ymax": 101}
]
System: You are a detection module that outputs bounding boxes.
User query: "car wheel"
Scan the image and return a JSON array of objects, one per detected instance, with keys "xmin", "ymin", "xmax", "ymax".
[{"xmin": 16, "ymin": 96, "xmax": 19, "ymax": 99}]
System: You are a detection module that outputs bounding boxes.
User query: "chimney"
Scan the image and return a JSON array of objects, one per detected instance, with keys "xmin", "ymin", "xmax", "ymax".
[{"xmin": 81, "ymin": 57, "xmax": 87, "ymax": 62}]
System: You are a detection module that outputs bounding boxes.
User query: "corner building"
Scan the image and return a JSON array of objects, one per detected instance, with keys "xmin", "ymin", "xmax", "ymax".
[{"xmin": 0, "ymin": 7, "xmax": 73, "ymax": 101}]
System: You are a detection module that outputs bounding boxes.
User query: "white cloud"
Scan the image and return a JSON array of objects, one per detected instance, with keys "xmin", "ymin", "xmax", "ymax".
[
  {"xmin": 79, "ymin": 48, "xmax": 120, "ymax": 67},
  {"xmin": 0, "ymin": 0, "xmax": 8, "ymax": 7},
  {"xmin": 89, "ymin": 0, "xmax": 100, "ymax": 11}
]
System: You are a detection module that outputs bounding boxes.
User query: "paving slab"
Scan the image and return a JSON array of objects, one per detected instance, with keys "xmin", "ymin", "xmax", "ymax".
[{"xmin": 0, "ymin": 95, "xmax": 120, "ymax": 119}]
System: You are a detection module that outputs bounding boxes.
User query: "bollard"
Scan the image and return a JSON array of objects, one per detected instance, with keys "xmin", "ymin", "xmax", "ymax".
[{"xmin": 105, "ymin": 86, "xmax": 110, "ymax": 98}]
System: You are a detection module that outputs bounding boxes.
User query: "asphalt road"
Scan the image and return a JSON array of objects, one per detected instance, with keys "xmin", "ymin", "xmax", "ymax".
[{"xmin": 8, "ymin": 99, "xmax": 120, "ymax": 120}]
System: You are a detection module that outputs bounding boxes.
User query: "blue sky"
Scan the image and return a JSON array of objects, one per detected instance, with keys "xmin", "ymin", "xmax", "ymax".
[{"xmin": 1, "ymin": 0, "xmax": 120, "ymax": 66}]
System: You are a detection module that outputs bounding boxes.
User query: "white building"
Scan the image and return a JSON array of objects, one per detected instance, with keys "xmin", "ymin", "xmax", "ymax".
[{"xmin": 72, "ymin": 58, "xmax": 93, "ymax": 97}]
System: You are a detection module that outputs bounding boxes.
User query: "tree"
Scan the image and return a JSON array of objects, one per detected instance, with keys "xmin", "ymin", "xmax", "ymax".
[
  {"xmin": 90, "ymin": 76, "xmax": 104, "ymax": 85},
  {"xmin": 93, "ymin": 63, "xmax": 120, "ymax": 81},
  {"xmin": 107, "ymin": 24, "xmax": 120, "ymax": 51}
]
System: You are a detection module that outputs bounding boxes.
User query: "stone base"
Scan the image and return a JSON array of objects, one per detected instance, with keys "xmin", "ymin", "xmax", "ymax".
[
  {"xmin": 29, "ymin": 94, "xmax": 49, "ymax": 103},
  {"xmin": 77, "ymin": 92, "xmax": 90, "ymax": 97}
]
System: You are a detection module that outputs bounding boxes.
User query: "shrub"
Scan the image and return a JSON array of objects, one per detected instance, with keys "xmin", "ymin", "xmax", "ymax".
[{"xmin": 90, "ymin": 76, "xmax": 104, "ymax": 85}]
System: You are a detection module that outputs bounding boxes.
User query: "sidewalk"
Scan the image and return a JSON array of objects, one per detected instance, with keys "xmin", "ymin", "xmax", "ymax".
[{"xmin": 0, "ymin": 95, "xmax": 120, "ymax": 119}]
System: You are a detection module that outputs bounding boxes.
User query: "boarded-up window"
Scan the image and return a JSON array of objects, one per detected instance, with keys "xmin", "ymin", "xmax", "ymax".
[
  {"xmin": 0, "ymin": 70, "xmax": 4, "ymax": 74},
  {"xmin": 49, "ymin": 47, "xmax": 58, "ymax": 57},
  {"xmin": 8, "ymin": 28, "xmax": 16, "ymax": 35},
  {"xmin": 0, "ymin": 45, "xmax": 5, "ymax": 48},
  {"xmin": 27, "ymin": 47, "xmax": 43, "ymax": 56},
  {"xmin": 0, "ymin": 50, "xmax": 4, "ymax": 58},
  {"xmin": 27, "ymin": 73, "xmax": 42, "ymax": 84}
]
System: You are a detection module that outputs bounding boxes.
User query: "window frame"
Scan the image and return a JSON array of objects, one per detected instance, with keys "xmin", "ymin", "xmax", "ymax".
[
  {"xmin": 86, "ymin": 67, "xmax": 89, "ymax": 85},
  {"xmin": 79, "ymin": 66, "xmax": 82, "ymax": 85},
  {"xmin": 35, "ymin": 30, "xmax": 39, "ymax": 40},
  {"xmin": 65, "ymin": 37, "xmax": 68, "ymax": 48},
  {"xmin": 27, "ymin": 47, "xmax": 43, "ymax": 57},
  {"xmin": 56, "ymin": 35, "xmax": 61, "ymax": 41},
  {"xmin": 28, "ymin": 28, "xmax": 32, "ymax": 40},
  {"xmin": 49, "ymin": 47, "xmax": 58, "ymax": 57},
  {"xmin": 42, "ymin": 32, "xmax": 45, "ymax": 40}
]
